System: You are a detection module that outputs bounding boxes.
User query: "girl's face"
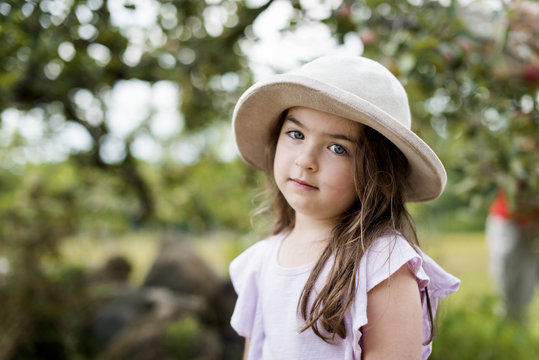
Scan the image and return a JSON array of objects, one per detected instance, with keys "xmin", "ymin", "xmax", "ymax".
[{"xmin": 273, "ymin": 107, "xmax": 362, "ymax": 224}]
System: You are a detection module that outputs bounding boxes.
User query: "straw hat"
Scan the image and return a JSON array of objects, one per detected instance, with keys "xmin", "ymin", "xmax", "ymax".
[{"xmin": 232, "ymin": 55, "xmax": 446, "ymax": 202}]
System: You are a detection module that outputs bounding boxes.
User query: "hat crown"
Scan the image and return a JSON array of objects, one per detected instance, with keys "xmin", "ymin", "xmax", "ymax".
[{"xmin": 293, "ymin": 56, "xmax": 411, "ymax": 129}]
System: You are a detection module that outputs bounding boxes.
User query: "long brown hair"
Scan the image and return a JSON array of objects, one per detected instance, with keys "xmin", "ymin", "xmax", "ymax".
[{"xmin": 257, "ymin": 109, "xmax": 435, "ymax": 343}]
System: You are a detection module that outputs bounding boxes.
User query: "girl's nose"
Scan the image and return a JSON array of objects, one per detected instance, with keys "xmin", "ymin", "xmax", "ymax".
[{"xmin": 295, "ymin": 148, "xmax": 318, "ymax": 172}]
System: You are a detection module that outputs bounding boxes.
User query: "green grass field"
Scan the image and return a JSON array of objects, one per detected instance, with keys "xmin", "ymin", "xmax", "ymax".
[
  {"xmin": 422, "ymin": 230, "xmax": 539, "ymax": 316},
  {"xmin": 422, "ymin": 231, "xmax": 493, "ymax": 298}
]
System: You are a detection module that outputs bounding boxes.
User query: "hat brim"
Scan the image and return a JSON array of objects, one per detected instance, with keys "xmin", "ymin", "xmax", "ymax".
[{"xmin": 233, "ymin": 74, "xmax": 447, "ymax": 202}]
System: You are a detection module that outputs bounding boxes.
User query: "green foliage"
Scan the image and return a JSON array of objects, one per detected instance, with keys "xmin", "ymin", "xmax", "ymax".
[
  {"xmin": 0, "ymin": 0, "xmax": 270, "ymax": 223},
  {"xmin": 325, "ymin": 0, "xmax": 538, "ymax": 212},
  {"xmin": 165, "ymin": 316, "xmax": 220, "ymax": 360},
  {"xmin": 165, "ymin": 317, "xmax": 203, "ymax": 359},
  {"xmin": 0, "ymin": 163, "xmax": 77, "ymax": 252},
  {"xmin": 148, "ymin": 158, "xmax": 264, "ymax": 233},
  {"xmin": 1, "ymin": 0, "xmax": 537, "ymax": 231},
  {"xmin": 0, "ymin": 264, "xmax": 97, "ymax": 360},
  {"xmin": 432, "ymin": 295, "xmax": 539, "ymax": 360},
  {"xmin": 410, "ymin": 178, "xmax": 490, "ymax": 232},
  {"xmin": 0, "ymin": 162, "xmax": 96, "ymax": 359}
]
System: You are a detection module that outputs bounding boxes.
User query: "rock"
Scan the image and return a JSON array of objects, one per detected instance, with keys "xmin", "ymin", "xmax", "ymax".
[
  {"xmin": 90, "ymin": 255, "xmax": 132, "ymax": 284},
  {"xmin": 90, "ymin": 231, "xmax": 244, "ymax": 360},
  {"xmin": 210, "ymin": 280, "xmax": 243, "ymax": 360},
  {"xmin": 142, "ymin": 232, "xmax": 221, "ymax": 298},
  {"xmin": 103, "ymin": 317, "xmax": 222, "ymax": 360},
  {"xmin": 207, "ymin": 279, "xmax": 237, "ymax": 328},
  {"xmin": 103, "ymin": 322, "xmax": 169, "ymax": 360},
  {"xmin": 91, "ymin": 287, "xmax": 206, "ymax": 345}
]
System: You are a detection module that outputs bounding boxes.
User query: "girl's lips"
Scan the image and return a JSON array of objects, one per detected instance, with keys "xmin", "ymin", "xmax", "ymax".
[{"xmin": 290, "ymin": 178, "xmax": 318, "ymax": 191}]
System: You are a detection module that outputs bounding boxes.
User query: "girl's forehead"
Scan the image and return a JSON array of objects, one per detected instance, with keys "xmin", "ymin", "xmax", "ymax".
[{"xmin": 286, "ymin": 106, "xmax": 363, "ymax": 136}]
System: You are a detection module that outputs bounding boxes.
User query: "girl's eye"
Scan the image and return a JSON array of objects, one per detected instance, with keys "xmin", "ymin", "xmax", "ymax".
[
  {"xmin": 287, "ymin": 130, "xmax": 304, "ymax": 140},
  {"xmin": 329, "ymin": 144, "xmax": 347, "ymax": 155}
]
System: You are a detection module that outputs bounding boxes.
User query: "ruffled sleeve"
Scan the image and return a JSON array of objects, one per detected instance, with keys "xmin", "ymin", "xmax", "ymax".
[
  {"xmin": 349, "ymin": 235, "xmax": 460, "ymax": 360},
  {"xmin": 230, "ymin": 237, "xmax": 282, "ymax": 359},
  {"xmin": 229, "ymin": 240, "xmax": 267, "ymax": 338},
  {"xmin": 416, "ymin": 249, "xmax": 460, "ymax": 359}
]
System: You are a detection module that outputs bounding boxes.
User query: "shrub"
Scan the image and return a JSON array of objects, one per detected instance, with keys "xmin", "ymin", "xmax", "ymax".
[
  {"xmin": 165, "ymin": 316, "xmax": 220, "ymax": 360},
  {"xmin": 432, "ymin": 295, "xmax": 539, "ymax": 360}
]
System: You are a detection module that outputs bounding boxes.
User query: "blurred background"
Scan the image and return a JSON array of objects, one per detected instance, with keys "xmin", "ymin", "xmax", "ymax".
[{"xmin": 0, "ymin": 0, "xmax": 538, "ymax": 359}]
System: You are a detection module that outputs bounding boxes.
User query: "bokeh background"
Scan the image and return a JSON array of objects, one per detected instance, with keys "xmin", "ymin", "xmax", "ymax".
[{"xmin": 0, "ymin": 0, "xmax": 538, "ymax": 359}]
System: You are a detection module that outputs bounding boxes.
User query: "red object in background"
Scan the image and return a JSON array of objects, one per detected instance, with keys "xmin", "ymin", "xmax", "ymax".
[
  {"xmin": 523, "ymin": 65, "xmax": 539, "ymax": 85},
  {"xmin": 489, "ymin": 190, "xmax": 509, "ymax": 219},
  {"xmin": 490, "ymin": 190, "xmax": 539, "ymax": 228}
]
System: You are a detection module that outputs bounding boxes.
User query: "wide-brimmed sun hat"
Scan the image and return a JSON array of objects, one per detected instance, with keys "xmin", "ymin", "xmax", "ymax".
[{"xmin": 232, "ymin": 55, "xmax": 446, "ymax": 202}]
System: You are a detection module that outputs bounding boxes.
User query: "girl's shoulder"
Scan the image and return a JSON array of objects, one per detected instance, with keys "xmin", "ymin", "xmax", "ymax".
[
  {"xmin": 232, "ymin": 234, "xmax": 282, "ymax": 263},
  {"xmin": 362, "ymin": 234, "xmax": 417, "ymax": 291},
  {"xmin": 350, "ymin": 234, "xmax": 460, "ymax": 359},
  {"xmin": 228, "ymin": 235, "xmax": 284, "ymax": 341},
  {"xmin": 364, "ymin": 233, "xmax": 416, "ymax": 264},
  {"xmin": 362, "ymin": 233, "xmax": 460, "ymax": 295},
  {"xmin": 229, "ymin": 234, "xmax": 283, "ymax": 282}
]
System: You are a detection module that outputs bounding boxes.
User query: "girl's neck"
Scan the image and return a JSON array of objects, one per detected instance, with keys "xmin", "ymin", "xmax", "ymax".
[
  {"xmin": 289, "ymin": 213, "xmax": 335, "ymax": 244},
  {"xmin": 278, "ymin": 214, "xmax": 334, "ymax": 267}
]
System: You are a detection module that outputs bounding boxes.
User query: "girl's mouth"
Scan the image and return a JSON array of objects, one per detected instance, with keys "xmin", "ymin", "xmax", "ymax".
[{"xmin": 290, "ymin": 178, "xmax": 318, "ymax": 191}]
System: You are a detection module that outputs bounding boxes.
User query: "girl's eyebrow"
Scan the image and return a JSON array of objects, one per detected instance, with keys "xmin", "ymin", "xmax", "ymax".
[
  {"xmin": 285, "ymin": 115, "xmax": 357, "ymax": 144},
  {"xmin": 284, "ymin": 115, "xmax": 304, "ymax": 128}
]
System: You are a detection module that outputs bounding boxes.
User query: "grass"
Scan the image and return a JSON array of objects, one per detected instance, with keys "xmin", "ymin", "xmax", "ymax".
[
  {"xmin": 58, "ymin": 230, "xmax": 159, "ymax": 285},
  {"xmin": 422, "ymin": 232, "xmax": 539, "ymax": 352},
  {"xmin": 421, "ymin": 231, "xmax": 493, "ymax": 297},
  {"xmin": 58, "ymin": 229, "xmax": 249, "ymax": 283}
]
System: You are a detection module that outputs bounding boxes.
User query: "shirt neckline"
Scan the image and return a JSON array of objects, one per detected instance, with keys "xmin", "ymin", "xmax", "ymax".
[{"xmin": 272, "ymin": 233, "xmax": 315, "ymax": 276}]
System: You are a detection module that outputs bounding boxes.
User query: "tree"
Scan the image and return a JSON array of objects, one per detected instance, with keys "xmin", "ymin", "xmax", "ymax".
[
  {"xmin": 1, "ymin": 1, "xmax": 270, "ymax": 357},
  {"xmin": 0, "ymin": 0, "xmax": 270, "ymax": 223},
  {"xmin": 2, "ymin": 0, "xmax": 536, "ymax": 225},
  {"xmin": 322, "ymin": 0, "xmax": 538, "ymax": 212}
]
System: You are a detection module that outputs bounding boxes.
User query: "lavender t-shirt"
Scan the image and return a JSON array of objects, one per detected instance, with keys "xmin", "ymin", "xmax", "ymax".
[{"xmin": 229, "ymin": 234, "xmax": 460, "ymax": 360}]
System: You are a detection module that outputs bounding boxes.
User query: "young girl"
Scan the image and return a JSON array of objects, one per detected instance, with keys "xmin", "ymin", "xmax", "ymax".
[{"xmin": 229, "ymin": 55, "xmax": 460, "ymax": 360}]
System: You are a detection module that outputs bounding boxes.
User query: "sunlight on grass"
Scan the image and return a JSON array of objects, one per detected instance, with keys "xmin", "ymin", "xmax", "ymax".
[
  {"xmin": 58, "ymin": 230, "xmax": 251, "ymax": 283},
  {"xmin": 419, "ymin": 230, "xmax": 539, "ymax": 346},
  {"xmin": 190, "ymin": 231, "xmax": 244, "ymax": 276},
  {"xmin": 422, "ymin": 231, "xmax": 493, "ymax": 297},
  {"xmin": 60, "ymin": 231, "xmax": 159, "ymax": 285}
]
